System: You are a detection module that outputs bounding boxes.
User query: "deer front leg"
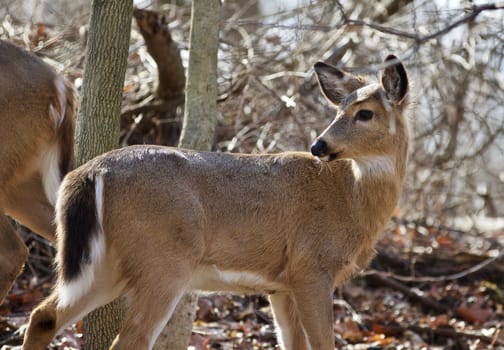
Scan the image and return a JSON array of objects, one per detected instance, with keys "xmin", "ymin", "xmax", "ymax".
[
  {"xmin": 291, "ymin": 278, "xmax": 335, "ymax": 350},
  {"xmin": 0, "ymin": 214, "xmax": 28, "ymax": 303},
  {"xmin": 269, "ymin": 292, "xmax": 309, "ymax": 350}
]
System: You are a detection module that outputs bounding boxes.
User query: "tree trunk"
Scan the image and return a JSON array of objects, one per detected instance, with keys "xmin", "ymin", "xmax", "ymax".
[
  {"xmin": 178, "ymin": 0, "xmax": 221, "ymax": 150},
  {"xmin": 74, "ymin": 0, "xmax": 134, "ymax": 349},
  {"xmin": 153, "ymin": 1, "xmax": 221, "ymax": 349}
]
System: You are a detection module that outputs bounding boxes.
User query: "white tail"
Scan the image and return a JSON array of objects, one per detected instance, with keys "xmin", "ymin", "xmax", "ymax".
[
  {"xmin": 24, "ymin": 55, "xmax": 410, "ymax": 350},
  {"xmin": 0, "ymin": 40, "xmax": 76, "ymax": 303}
]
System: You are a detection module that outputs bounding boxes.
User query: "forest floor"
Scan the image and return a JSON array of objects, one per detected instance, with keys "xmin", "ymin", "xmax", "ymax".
[{"xmin": 1, "ymin": 218, "xmax": 503, "ymax": 350}]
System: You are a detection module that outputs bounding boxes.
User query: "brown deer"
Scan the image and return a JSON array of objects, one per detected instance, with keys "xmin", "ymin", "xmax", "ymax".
[
  {"xmin": 0, "ymin": 40, "xmax": 76, "ymax": 303},
  {"xmin": 23, "ymin": 55, "xmax": 410, "ymax": 350}
]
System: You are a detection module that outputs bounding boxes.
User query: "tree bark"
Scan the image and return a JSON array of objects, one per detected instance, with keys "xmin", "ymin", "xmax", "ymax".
[
  {"xmin": 153, "ymin": 1, "xmax": 221, "ymax": 349},
  {"xmin": 74, "ymin": 0, "xmax": 134, "ymax": 349},
  {"xmin": 178, "ymin": 0, "xmax": 220, "ymax": 150},
  {"xmin": 75, "ymin": 0, "xmax": 133, "ymax": 164}
]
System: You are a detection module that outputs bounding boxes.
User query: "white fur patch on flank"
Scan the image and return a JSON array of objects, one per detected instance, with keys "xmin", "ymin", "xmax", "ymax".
[
  {"xmin": 95, "ymin": 174, "xmax": 105, "ymax": 229},
  {"xmin": 352, "ymin": 156, "xmax": 395, "ymax": 181},
  {"xmin": 39, "ymin": 143, "xmax": 61, "ymax": 206},
  {"xmin": 57, "ymin": 176, "xmax": 106, "ymax": 308},
  {"xmin": 50, "ymin": 76, "xmax": 67, "ymax": 128},
  {"xmin": 190, "ymin": 266, "xmax": 279, "ymax": 293},
  {"xmin": 216, "ymin": 269, "xmax": 270, "ymax": 287}
]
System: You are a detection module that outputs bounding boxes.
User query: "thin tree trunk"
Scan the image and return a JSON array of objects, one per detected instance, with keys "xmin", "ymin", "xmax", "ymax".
[
  {"xmin": 75, "ymin": 0, "xmax": 133, "ymax": 163},
  {"xmin": 74, "ymin": 0, "xmax": 133, "ymax": 349},
  {"xmin": 178, "ymin": 0, "xmax": 220, "ymax": 150},
  {"xmin": 153, "ymin": 1, "xmax": 221, "ymax": 349},
  {"xmin": 152, "ymin": 293, "xmax": 199, "ymax": 349}
]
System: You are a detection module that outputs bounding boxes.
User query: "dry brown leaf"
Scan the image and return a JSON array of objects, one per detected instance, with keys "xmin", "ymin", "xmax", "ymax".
[{"xmin": 456, "ymin": 300, "xmax": 494, "ymax": 324}]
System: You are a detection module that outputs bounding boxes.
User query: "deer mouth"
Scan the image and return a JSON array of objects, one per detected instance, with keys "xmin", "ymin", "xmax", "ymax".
[{"xmin": 319, "ymin": 153, "xmax": 339, "ymax": 162}]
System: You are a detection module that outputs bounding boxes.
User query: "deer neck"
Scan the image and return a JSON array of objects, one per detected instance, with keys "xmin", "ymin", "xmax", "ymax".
[{"xmin": 335, "ymin": 145, "xmax": 408, "ymax": 234}]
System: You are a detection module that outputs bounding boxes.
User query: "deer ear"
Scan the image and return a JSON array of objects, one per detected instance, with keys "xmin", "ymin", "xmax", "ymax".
[
  {"xmin": 381, "ymin": 55, "xmax": 408, "ymax": 104},
  {"xmin": 314, "ymin": 61, "xmax": 366, "ymax": 106}
]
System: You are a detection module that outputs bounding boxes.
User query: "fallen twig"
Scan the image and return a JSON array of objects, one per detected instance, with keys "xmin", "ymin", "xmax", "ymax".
[
  {"xmin": 405, "ymin": 324, "xmax": 503, "ymax": 347},
  {"xmin": 364, "ymin": 250, "xmax": 504, "ymax": 283},
  {"xmin": 365, "ymin": 273, "xmax": 450, "ymax": 313}
]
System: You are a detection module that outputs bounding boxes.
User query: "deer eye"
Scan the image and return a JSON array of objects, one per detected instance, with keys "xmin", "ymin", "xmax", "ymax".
[{"xmin": 355, "ymin": 109, "xmax": 374, "ymax": 122}]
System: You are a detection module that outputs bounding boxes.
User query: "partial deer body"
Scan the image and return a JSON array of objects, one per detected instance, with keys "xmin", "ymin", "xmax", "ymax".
[
  {"xmin": 24, "ymin": 55, "xmax": 410, "ymax": 350},
  {"xmin": 0, "ymin": 40, "xmax": 76, "ymax": 303}
]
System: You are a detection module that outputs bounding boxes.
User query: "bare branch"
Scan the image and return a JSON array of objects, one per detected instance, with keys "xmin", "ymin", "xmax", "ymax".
[{"xmin": 336, "ymin": 1, "xmax": 502, "ymax": 44}]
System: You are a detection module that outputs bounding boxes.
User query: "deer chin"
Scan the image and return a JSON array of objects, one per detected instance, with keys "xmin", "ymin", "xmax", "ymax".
[
  {"xmin": 329, "ymin": 153, "xmax": 339, "ymax": 161},
  {"xmin": 318, "ymin": 152, "xmax": 341, "ymax": 162}
]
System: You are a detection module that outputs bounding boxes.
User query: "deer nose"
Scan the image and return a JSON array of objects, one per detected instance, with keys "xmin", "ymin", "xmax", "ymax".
[{"xmin": 311, "ymin": 139, "xmax": 328, "ymax": 157}]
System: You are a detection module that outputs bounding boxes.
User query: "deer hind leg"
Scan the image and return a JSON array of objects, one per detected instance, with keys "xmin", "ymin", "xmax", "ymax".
[
  {"xmin": 24, "ymin": 291, "xmax": 122, "ymax": 350},
  {"xmin": 24, "ymin": 266, "xmax": 126, "ymax": 350},
  {"xmin": 291, "ymin": 279, "xmax": 335, "ymax": 350},
  {"xmin": 109, "ymin": 271, "xmax": 191, "ymax": 350},
  {"xmin": 0, "ymin": 214, "xmax": 29, "ymax": 303},
  {"xmin": 269, "ymin": 292, "xmax": 309, "ymax": 350},
  {"xmin": 4, "ymin": 173, "xmax": 56, "ymax": 242}
]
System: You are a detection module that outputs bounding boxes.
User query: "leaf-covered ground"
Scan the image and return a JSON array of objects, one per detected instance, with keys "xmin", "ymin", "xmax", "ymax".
[{"xmin": 1, "ymin": 219, "xmax": 503, "ymax": 349}]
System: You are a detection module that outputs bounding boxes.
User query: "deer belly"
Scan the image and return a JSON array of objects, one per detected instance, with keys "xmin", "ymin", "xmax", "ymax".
[{"xmin": 190, "ymin": 266, "xmax": 282, "ymax": 294}]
